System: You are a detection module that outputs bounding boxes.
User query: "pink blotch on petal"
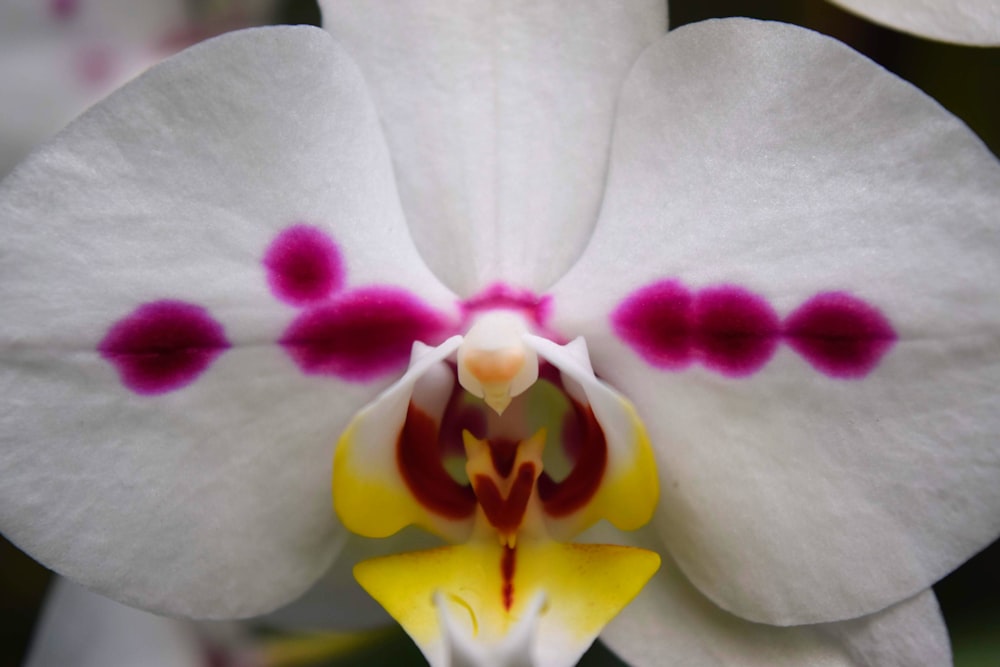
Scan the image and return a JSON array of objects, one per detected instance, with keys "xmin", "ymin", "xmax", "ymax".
[
  {"xmin": 281, "ymin": 287, "xmax": 452, "ymax": 381},
  {"xmin": 460, "ymin": 283, "xmax": 553, "ymax": 330},
  {"xmin": 611, "ymin": 280, "xmax": 694, "ymax": 370},
  {"xmin": 784, "ymin": 292, "xmax": 896, "ymax": 378},
  {"xmin": 50, "ymin": 0, "xmax": 79, "ymax": 20},
  {"xmin": 76, "ymin": 47, "xmax": 116, "ymax": 88},
  {"xmin": 99, "ymin": 300, "xmax": 230, "ymax": 395},
  {"xmin": 264, "ymin": 224, "xmax": 344, "ymax": 306},
  {"xmin": 693, "ymin": 286, "xmax": 780, "ymax": 376}
]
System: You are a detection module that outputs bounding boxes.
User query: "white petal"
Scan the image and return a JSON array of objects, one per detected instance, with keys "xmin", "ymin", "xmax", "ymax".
[
  {"xmin": 0, "ymin": 26, "xmax": 457, "ymax": 618},
  {"xmin": 25, "ymin": 578, "xmax": 204, "ymax": 667},
  {"xmin": 601, "ymin": 536, "xmax": 950, "ymax": 667},
  {"xmin": 263, "ymin": 529, "xmax": 444, "ymax": 632},
  {"xmin": 827, "ymin": 0, "xmax": 1000, "ymax": 45},
  {"xmin": 319, "ymin": 0, "xmax": 667, "ymax": 294},
  {"xmin": 550, "ymin": 19, "xmax": 1000, "ymax": 624},
  {"xmin": 818, "ymin": 590, "xmax": 951, "ymax": 667}
]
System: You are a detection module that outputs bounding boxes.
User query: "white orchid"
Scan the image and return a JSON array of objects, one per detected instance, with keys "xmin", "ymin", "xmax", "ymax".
[
  {"xmin": 2, "ymin": 2, "xmax": 999, "ymax": 666},
  {"xmin": 824, "ymin": 0, "xmax": 1000, "ymax": 45},
  {"xmin": 0, "ymin": 0, "xmax": 278, "ymax": 178}
]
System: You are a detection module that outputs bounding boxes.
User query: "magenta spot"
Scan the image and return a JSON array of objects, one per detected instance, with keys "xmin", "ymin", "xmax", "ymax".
[
  {"xmin": 281, "ymin": 287, "xmax": 453, "ymax": 380},
  {"xmin": 693, "ymin": 286, "xmax": 780, "ymax": 376},
  {"xmin": 461, "ymin": 283, "xmax": 553, "ymax": 329},
  {"xmin": 784, "ymin": 292, "xmax": 896, "ymax": 378},
  {"xmin": 99, "ymin": 301, "xmax": 230, "ymax": 395},
  {"xmin": 50, "ymin": 0, "xmax": 79, "ymax": 20},
  {"xmin": 264, "ymin": 225, "xmax": 344, "ymax": 306},
  {"xmin": 611, "ymin": 280, "xmax": 694, "ymax": 370}
]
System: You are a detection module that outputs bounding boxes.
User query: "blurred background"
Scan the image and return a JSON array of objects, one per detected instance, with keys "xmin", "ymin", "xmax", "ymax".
[{"xmin": 1, "ymin": 0, "xmax": 998, "ymax": 665}]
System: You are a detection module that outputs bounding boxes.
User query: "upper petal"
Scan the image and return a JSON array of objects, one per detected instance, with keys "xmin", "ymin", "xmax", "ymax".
[
  {"xmin": 319, "ymin": 0, "xmax": 667, "ymax": 294},
  {"xmin": 826, "ymin": 0, "xmax": 1000, "ymax": 45},
  {"xmin": 550, "ymin": 18, "xmax": 1000, "ymax": 624},
  {"xmin": 0, "ymin": 26, "xmax": 456, "ymax": 618}
]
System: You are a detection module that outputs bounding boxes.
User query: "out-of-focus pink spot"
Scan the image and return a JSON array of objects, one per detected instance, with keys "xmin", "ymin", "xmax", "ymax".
[
  {"xmin": 281, "ymin": 287, "xmax": 452, "ymax": 380},
  {"xmin": 461, "ymin": 283, "xmax": 553, "ymax": 329},
  {"xmin": 611, "ymin": 280, "xmax": 694, "ymax": 370},
  {"xmin": 99, "ymin": 300, "xmax": 230, "ymax": 395},
  {"xmin": 50, "ymin": 0, "xmax": 79, "ymax": 20},
  {"xmin": 264, "ymin": 224, "xmax": 344, "ymax": 306},
  {"xmin": 76, "ymin": 47, "xmax": 115, "ymax": 88},
  {"xmin": 693, "ymin": 286, "xmax": 780, "ymax": 376},
  {"xmin": 784, "ymin": 292, "xmax": 896, "ymax": 378}
]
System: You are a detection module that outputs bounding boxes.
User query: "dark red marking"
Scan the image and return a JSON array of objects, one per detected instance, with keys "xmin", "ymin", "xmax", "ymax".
[
  {"xmin": 538, "ymin": 404, "xmax": 607, "ymax": 517},
  {"xmin": 264, "ymin": 225, "xmax": 344, "ymax": 306},
  {"xmin": 99, "ymin": 300, "xmax": 229, "ymax": 395},
  {"xmin": 281, "ymin": 287, "xmax": 451, "ymax": 380},
  {"xmin": 50, "ymin": 0, "xmax": 79, "ymax": 20},
  {"xmin": 693, "ymin": 286, "xmax": 780, "ymax": 376},
  {"xmin": 784, "ymin": 292, "xmax": 896, "ymax": 378},
  {"xmin": 611, "ymin": 280, "xmax": 693, "ymax": 370},
  {"xmin": 501, "ymin": 545, "xmax": 516, "ymax": 612},
  {"xmin": 460, "ymin": 283, "xmax": 555, "ymax": 333},
  {"xmin": 488, "ymin": 439, "xmax": 520, "ymax": 478},
  {"xmin": 397, "ymin": 405, "xmax": 476, "ymax": 520},
  {"xmin": 473, "ymin": 463, "xmax": 536, "ymax": 535}
]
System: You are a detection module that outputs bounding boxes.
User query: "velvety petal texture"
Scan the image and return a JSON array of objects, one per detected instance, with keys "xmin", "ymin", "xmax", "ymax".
[
  {"xmin": 827, "ymin": 0, "xmax": 1000, "ymax": 45},
  {"xmin": 319, "ymin": 0, "xmax": 667, "ymax": 294},
  {"xmin": 0, "ymin": 26, "xmax": 456, "ymax": 618},
  {"xmin": 601, "ymin": 547, "xmax": 950, "ymax": 666},
  {"xmin": 551, "ymin": 18, "xmax": 1000, "ymax": 625}
]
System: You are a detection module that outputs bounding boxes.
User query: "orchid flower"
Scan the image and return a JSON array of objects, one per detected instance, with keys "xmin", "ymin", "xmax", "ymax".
[
  {"xmin": 1, "ymin": 2, "xmax": 1000, "ymax": 666},
  {"xmin": 0, "ymin": 0, "xmax": 278, "ymax": 178},
  {"xmin": 823, "ymin": 0, "xmax": 1000, "ymax": 45}
]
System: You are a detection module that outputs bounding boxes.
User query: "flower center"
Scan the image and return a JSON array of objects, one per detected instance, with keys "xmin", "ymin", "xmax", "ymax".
[{"xmin": 331, "ymin": 309, "xmax": 661, "ymax": 665}]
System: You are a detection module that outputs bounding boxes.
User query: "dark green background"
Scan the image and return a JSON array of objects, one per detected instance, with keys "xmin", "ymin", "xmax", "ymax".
[{"xmin": 2, "ymin": 0, "xmax": 998, "ymax": 664}]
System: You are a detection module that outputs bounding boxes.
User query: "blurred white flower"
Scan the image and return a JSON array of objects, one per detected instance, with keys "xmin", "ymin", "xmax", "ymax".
[{"xmin": 0, "ymin": 0, "xmax": 278, "ymax": 177}]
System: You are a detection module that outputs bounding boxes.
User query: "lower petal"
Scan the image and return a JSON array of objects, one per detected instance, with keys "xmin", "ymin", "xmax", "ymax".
[
  {"xmin": 354, "ymin": 540, "xmax": 660, "ymax": 667},
  {"xmin": 603, "ymin": 554, "xmax": 949, "ymax": 666}
]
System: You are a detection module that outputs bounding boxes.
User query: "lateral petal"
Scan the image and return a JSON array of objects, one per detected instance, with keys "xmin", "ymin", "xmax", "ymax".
[
  {"xmin": 0, "ymin": 26, "xmax": 455, "ymax": 618},
  {"xmin": 551, "ymin": 18, "xmax": 1000, "ymax": 624}
]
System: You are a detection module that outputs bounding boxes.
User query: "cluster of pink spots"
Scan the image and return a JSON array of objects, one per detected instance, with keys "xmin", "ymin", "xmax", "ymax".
[
  {"xmin": 269, "ymin": 225, "xmax": 451, "ymax": 379},
  {"xmin": 612, "ymin": 280, "xmax": 896, "ymax": 379},
  {"xmin": 100, "ymin": 223, "xmax": 452, "ymax": 395}
]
